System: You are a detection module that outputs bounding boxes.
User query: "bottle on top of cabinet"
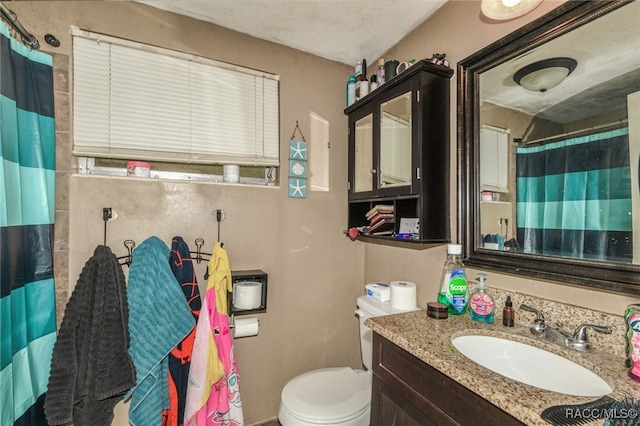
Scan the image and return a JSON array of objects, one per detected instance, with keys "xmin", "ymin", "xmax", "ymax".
[
  {"xmin": 355, "ymin": 59, "xmax": 367, "ymax": 101},
  {"xmin": 346, "ymin": 75, "xmax": 356, "ymax": 107},
  {"xmin": 355, "ymin": 60, "xmax": 363, "ymax": 79},
  {"xmin": 370, "ymin": 75, "xmax": 378, "ymax": 91},
  {"xmin": 376, "ymin": 58, "xmax": 385, "ymax": 86}
]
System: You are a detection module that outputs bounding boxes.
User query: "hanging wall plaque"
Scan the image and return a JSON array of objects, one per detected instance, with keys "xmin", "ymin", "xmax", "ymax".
[{"xmin": 288, "ymin": 121, "xmax": 307, "ymax": 198}]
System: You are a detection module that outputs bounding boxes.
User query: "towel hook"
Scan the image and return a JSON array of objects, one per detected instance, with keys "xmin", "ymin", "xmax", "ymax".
[
  {"xmin": 121, "ymin": 239, "xmax": 136, "ymax": 266},
  {"xmin": 194, "ymin": 238, "xmax": 205, "ymax": 264},
  {"xmin": 216, "ymin": 209, "xmax": 225, "ymax": 243},
  {"xmin": 102, "ymin": 207, "xmax": 112, "ymax": 245}
]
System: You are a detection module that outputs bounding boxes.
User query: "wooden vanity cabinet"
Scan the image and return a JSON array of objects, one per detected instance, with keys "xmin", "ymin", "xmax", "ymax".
[
  {"xmin": 344, "ymin": 60, "xmax": 454, "ymax": 245},
  {"xmin": 370, "ymin": 333, "xmax": 525, "ymax": 426}
]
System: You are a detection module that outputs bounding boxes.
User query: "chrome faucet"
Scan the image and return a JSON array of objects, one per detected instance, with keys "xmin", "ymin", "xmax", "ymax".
[
  {"xmin": 520, "ymin": 304, "xmax": 546, "ymax": 334},
  {"xmin": 566, "ymin": 324, "xmax": 612, "ymax": 351},
  {"xmin": 519, "ymin": 304, "xmax": 612, "ymax": 351}
]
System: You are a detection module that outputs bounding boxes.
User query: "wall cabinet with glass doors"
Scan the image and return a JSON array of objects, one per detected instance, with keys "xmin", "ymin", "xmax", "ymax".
[{"xmin": 345, "ymin": 60, "xmax": 454, "ymax": 245}]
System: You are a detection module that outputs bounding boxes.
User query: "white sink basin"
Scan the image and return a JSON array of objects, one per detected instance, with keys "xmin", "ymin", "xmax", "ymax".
[{"xmin": 452, "ymin": 335, "xmax": 613, "ymax": 396}]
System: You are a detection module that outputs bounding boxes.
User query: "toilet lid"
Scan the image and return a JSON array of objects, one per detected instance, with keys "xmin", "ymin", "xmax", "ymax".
[{"xmin": 281, "ymin": 367, "xmax": 371, "ymax": 423}]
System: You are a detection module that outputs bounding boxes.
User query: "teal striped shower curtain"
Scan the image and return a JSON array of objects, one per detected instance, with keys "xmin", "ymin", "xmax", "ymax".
[
  {"xmin": 516, "ymin": 127, "xmax": 632, "ymax": 262},
  {"xmin": 0, "ymin": 22, "xmax": 57, "ymax": 425}
]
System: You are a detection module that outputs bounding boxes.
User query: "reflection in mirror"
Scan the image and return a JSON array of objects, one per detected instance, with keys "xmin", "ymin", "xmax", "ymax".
[
  {"xmin": 459, "ymin": 0, "xmax": 640, "ymax": 293},
  {"xmin": 478, "ymin": 0, "xmax": 639, "ymax": 264},
  {"xmin": 354, "ymin": 113, "xmax": 373, "ymax": 193},
  {"xmin": 380, "ymin": 92, "xmax": 412, "ymax": 188}
]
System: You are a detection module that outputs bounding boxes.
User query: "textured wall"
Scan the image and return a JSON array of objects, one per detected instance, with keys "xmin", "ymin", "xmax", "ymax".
[
  {"xmin": 11, "ymin": 2, "xmax": 363, "ymax": 423},
  {"xmin": 10, "ymin": 1, "xmax": 639, "ymax": 424}
]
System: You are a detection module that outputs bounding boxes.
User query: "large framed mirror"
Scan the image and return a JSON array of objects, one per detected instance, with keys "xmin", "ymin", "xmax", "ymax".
[{"xmin": 458, "ymin": 0, "xmax": 640, "ymax": 295}]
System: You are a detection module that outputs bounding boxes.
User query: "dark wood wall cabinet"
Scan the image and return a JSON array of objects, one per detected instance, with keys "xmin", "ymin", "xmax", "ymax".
[
  {"xmin": 344, "ymin": 60, "xmax": 454, "ymax": 246},
  {"xmin": 370, "ymin": 333, "xmax": 525, "ymax": 425}
]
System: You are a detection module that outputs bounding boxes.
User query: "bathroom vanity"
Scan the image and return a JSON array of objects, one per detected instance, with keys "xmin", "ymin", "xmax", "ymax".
[
  {"xmin": 371, "ymin": 333, "xmax": 523, "ymax": 425},
  {"xmin": 366, "ymin": 308, "xmax": 638, "ymax": 426}
]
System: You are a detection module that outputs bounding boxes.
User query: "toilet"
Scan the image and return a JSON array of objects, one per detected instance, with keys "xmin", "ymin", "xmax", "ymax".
[{"xmin": 278, "ymin": 295, "xmax": 413, "ymax": 425}]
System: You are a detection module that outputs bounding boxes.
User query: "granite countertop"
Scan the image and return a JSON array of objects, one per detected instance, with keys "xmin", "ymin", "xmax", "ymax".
[{"xmin": 366, "ymin": 310, "xmax": 639, "ymax": 426}]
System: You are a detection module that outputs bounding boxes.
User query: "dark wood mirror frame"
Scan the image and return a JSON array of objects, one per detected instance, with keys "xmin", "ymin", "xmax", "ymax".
[{"xmin": 457, "ymin": 0, "xmax": 640, "ymax": 296}]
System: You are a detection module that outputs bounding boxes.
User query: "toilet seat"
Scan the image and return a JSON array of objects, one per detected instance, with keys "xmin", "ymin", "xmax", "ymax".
[{"xmin": 280, "ymin": 367, "xmax": 371, "ymax": 424}]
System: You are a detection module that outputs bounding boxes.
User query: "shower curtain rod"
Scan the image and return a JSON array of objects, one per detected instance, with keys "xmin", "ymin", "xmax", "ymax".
[
  {"xmin": 517, "ymin": 119, "xmax": 628, "ymax": 147},
  {"xmin": 0, "ymin": 1, "xmax": 39, "ymax": 50}
]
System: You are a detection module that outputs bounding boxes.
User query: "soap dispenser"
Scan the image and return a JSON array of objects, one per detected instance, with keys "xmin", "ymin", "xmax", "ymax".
[{"xmin": 469, "ymin": 273, "xmax": 495, "ymax": 323}]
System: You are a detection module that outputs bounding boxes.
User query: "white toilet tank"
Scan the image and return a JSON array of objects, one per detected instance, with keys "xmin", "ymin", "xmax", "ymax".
[{"xmin": 356, "ymin": 295, "xmax": 412, "ymax": 371}]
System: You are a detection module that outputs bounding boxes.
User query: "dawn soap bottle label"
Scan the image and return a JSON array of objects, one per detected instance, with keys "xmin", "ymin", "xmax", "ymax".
[
  {"xmin": 438, "ymin": 269, "xmax": 468, "ymax": 315},
  {"xmin": 626, "ymin": 304, "xmax": 640, "ymax": 382}
]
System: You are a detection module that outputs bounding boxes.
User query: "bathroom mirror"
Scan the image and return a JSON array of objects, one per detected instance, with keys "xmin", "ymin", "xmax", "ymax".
[
  {"xmin": 458, "ymin": 0, "xmax": 640, "ymax": 295},
  {"xmin": 354, "ymin": 113, "xmax": 374, "ymax": 193},
  {"xmin": 380, "ymin": 92, "xmax": 412, "ymax": 188}
]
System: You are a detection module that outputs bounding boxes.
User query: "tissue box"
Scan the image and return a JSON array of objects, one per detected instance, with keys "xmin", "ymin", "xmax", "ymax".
[{"xmin": 365, "ymin": 282, "xmax": 391, "ymax": 302}]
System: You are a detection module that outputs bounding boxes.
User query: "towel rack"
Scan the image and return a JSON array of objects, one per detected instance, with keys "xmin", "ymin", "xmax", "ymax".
[{"xmin": 101, "ymin": 207, "xmax": 225, "ymax": 266}]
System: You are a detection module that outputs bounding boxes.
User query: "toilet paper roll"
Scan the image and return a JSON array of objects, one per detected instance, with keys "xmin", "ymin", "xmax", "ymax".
[
  {"xmin": 390, "ymin": 281, "xmax": 417, "ymax": 310},
  {"xmin": 233, "ymin": 317, "xmax": 259, "ymax": 338},
  {"xmin": 233, "ymin": 281, "xmax": 263, "ymax": 310}
]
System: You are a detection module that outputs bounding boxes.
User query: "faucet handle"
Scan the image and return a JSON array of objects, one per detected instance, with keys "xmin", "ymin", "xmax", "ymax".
[
  {"xmin": 568, "ymin": 324, "xmax": 612, "ymax": 351},
  {"xmin": 520, "ymin": 304, "xmax": 546, "ymax": 335},
  {"xmin": 520, "ymin": 304, "xmax": 545, "ymax": 320},
  {"xmin": 572, "ymin": 324, "xmax": 612, "ymax": 342}
]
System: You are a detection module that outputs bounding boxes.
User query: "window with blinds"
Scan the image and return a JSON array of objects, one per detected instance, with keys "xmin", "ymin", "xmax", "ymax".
[
  {"xmin": 71, "ymin": 27, "xmax": 280, "ymax": 169},
  {"xmin": 480, "ymin": 125, "xmax": 509, "ymax": 193}
]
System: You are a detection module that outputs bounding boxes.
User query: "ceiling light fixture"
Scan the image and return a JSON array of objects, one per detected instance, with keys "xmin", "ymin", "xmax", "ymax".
[
  {"xmin": 513, "ymin": 57, "xmax": 577, "ymax": 93},
  {"xmin": 481, "ymin": 0, "xmax": 543, "ymax": 20}
]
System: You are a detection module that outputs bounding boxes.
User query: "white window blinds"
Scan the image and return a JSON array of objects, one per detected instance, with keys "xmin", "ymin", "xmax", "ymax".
[
  {"xmin": 480, "ymin": 125, "xmax": 509, "ymax": 193},
  {"xmin": 72, "ymin": 27, "xmax": 280, "ymax": 166}
]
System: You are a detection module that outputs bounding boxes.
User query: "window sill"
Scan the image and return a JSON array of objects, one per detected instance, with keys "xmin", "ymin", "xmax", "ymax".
[{"xmin": 73, "ymin": 168, "xmax": 279, "ymax": 188}]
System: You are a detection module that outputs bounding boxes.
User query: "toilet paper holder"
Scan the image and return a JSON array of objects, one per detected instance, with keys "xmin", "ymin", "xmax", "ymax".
[
  {"xmin": 228, "ymin": 269, "xmax": 268, "ymax": 315},
  {"xmin": 229, "ymin": 315, "xmax": 260, "ymax": 338}
]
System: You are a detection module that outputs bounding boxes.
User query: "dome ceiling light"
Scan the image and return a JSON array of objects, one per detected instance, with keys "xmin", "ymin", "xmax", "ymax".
[
  {"xmin": 481, "ymin": 0, "xmax": 543, "ymax": 20},
  {"xmin": 513, "ymin": 57, "xmax": 578, "ymax": 93}
]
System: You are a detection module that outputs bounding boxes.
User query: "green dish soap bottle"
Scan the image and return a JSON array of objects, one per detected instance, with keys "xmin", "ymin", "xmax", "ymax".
[
  {"xmin": 469, "ymin": 273, "xmax": 495, "ymax": 323},
  {"xmin": 438, "ymin": 244, "xmax": 469, "ymax": 315}
]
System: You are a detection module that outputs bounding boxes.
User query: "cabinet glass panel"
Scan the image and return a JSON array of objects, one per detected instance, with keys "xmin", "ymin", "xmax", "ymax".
[
  {"xmin": 354, "ymin": 113, "xmax": 373, "ymax": 193},
  {"xmin": 380, "ymin": 92, "xmax": 412, "ymax": 188}
]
